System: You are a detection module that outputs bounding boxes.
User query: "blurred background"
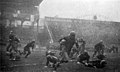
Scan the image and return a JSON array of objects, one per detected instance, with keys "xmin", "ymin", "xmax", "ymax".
[{"xmin": 0, "ymin": 0, "xmax": 120, "ymax": 47}]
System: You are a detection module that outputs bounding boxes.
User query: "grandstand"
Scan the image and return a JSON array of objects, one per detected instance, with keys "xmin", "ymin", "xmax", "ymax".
[{"xmin": 44, "ymin": 16, "xmax": 120, "ymax": 47}]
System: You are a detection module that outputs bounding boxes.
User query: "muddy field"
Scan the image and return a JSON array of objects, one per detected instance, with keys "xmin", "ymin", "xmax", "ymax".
[{"xmin": 1, "ymin": 44, "xmax": 120, "ymax": 72}]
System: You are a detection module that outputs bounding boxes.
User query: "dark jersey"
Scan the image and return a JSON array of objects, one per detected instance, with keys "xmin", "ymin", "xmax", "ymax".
[
  {"xmin": 14, "ymin": 37, "xmax": 20, "ymax": 43},
  {"xmin": 95, "ymin": 43, "xmax": 104, "ymax": 51},
  {"xmin": 81, "ymin": 40, "xmax": 86, "ymax": 45},
  {"xmin": 86, "ymin": 59, "xmax": 107, "ymax": 68},
  {"xmin": 9, "ymin": 34, "xmax": 15, "ymax": 42},
  {"xmin": 59, "ymin": 36, "xmax": 77, "ymax": 51},
  {"xmin": 78, "ymin": 52, "xmax": 90, "ymax": 62},
  {"xmin": 24, "ymin": 41, "xmax": 35, "ymax": 50}
]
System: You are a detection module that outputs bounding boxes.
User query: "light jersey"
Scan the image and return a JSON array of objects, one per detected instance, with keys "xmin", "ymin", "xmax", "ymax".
[{"xmin": 47, "ymin": 55, "xmax": 58, "ymax": 63}]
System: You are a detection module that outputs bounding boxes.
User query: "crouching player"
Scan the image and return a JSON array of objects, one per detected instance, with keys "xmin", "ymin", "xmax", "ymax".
[
  {"xmin": 23, "ymin": 40, "xmax": 35, "ymax": 58},
  {"xmin": 93, "ymin": 40, "xmax": 105, "ymax": 57},
  {"xmin": 9, "ymin": 50, "xmax": 21, "ymax": 61},
  {"xmin": 45, "ymin": 50, "xmax": 61, "ymax": 71},
  {"xmin": 77, "ymin": 51, "xmax": 90, "ymax": 64},
  {"xmin": 84, "ymin": 54, "xmax": 107, "ymax": 68},
  {"xmin": 108, "ymin": 45, "xmax": 118, "ymax": 53}
]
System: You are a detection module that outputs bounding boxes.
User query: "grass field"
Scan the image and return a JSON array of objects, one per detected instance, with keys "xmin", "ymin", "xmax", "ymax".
[{"xmin": 1, "ymin": 44, "xmax": 120, "ymax": 72}]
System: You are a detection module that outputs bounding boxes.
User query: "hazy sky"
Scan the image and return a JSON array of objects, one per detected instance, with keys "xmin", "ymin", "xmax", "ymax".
[{"xmin": 39, "ymin": 0, "xmax": 120, "ymax": 22}]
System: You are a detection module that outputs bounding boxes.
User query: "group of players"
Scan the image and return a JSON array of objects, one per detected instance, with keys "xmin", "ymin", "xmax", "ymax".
[
  {"xmin": 45, "ymin": 31, "xmax": 119, "ymax": 71},
  {"xmin": 6, "ymin": 31, "xmax": 35, "ymax": 60},
  {"xmin": 5, "ymin": 30, "xmax": 118, "ymax": 71}
]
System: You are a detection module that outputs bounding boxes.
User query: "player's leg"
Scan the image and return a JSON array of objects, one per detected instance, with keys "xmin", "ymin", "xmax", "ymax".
[
  {"xmin": 93, "ymin": 50, "xmax": 97, "ymax": 57},
  {"xmin": 25, "ymin": 49, "xmax": 31, "ymax": 58},
  {"xmin": 6, "ymin": 43, "xmax": 11, "ymax": 51}
]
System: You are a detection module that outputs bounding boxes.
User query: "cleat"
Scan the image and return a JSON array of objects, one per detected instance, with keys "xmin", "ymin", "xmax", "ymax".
[
  {"xmin": 44, "ymin": 66, "xmax": 48, "ymax": 68},
  {"xmin": 77, "ymin": 62, "xmax": 81, "ymax": 64},
  {"xmin": 13, "ymin": 58, "xmax": 16, "ymax": 60},
  {"xmin": 93, "ymin": 66, "xmax": 97, "ymax": 69},
  {"xmin": 85, "ymin": 63, "xmax": 88, "ymax": 66},
  {"xmin": 53, "ymin": 70, "xmax": 56, "ymax": 72},
  {"xmin": 69, "ymin": 60, "xmax": 74, "ymax": 62}
]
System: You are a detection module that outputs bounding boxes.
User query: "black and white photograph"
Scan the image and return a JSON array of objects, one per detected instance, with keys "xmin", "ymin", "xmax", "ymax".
[{"xmin": 0, "ymin": 0, "xmax": 120, "ymax": 72}]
